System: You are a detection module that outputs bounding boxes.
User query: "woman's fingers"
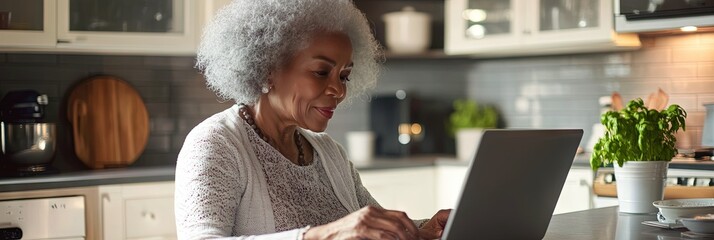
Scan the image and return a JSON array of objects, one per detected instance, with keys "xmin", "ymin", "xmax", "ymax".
[
  {"xmin": 359, "ymin": 207, "xmax": 417, "ymax": 240},
  {"xmin": 384, "ymin": 209, "xmax": 420, "ymax": 236},
  {"xmin": 359, "ymin": 228, "xmax": 399, "ymax": 240}
]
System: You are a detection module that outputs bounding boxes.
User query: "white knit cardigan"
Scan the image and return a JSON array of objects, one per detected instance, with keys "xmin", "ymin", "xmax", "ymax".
[{"xmin": 175, "ymin": 105, "xmax": 361, "ymax": 239}]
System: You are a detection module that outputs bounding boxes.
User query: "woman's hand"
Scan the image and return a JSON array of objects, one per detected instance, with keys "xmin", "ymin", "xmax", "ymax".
[
  {"xmin": 418, "ymin": 209, "xmax": 451, "ymax": 240},
  {"xmin": 304, "ymin": 205, "xmax": 419, "ymax": 240}
]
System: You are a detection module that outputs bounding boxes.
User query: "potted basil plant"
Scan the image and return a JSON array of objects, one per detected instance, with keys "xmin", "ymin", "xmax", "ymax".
[
  {"xmin": 591, "ymin": 98, "xmax": 687, "ymax": 213},
  {"xmin": 448, "ymin": 99, "xmax": 498, "ymax": 161}
]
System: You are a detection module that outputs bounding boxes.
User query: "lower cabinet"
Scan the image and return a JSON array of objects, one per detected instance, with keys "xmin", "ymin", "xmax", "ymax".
[
  {"xmin": 359, "ymin": 165, "xmax": 596, "ymax": 219},
  {"xmin": 553, "ymin": 168, "xmax": 594, "ymax": 214},
  {"xmin": 359, "ymin": 167, "xmax": 436, "ymax": 219},
  {"xmin": 99, "ymin": 181, "xmax": 176, "ymax": 240}
]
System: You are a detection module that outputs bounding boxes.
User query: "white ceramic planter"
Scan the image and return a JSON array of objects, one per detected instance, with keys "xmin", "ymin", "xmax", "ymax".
[
  {"xmin": 455, "ymin": 128, "xmax": 484, "ymax": 162},
  {"xmin": 614, "ymin": 161, "xmax": 669, "ymax": 214}
]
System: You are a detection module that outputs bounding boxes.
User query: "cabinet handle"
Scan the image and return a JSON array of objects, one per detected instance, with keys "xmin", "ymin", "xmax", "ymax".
[
  {"xmin": 142, "ymin": 211, "xmax": 156, "ymax": 220},
  {"xmin": 101, "ymin": 193, "xmax": 111, "ymax": 203},
  {"xmin": 57, "ymin": 39, "xmax": 72, "ymax": 44},
  {"xmin": 579, "ymin": 179, "xmax": 589, "ymax": 187}
]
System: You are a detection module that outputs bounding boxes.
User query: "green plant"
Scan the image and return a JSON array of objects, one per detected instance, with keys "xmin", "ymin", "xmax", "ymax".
[
  {"xmin": 590, "ymin": 98, "xmax": 687, "ymax": 171},
  {"xmin": 447, "ymin": 99, "xmax": 498, "ymax": 136}
]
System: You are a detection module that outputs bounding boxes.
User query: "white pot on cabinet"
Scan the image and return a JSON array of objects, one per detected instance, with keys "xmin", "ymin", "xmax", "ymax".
[
  {"xmin": 455, "ymin": 128, "xmax": 484, "ymax": 162},
  {"xmin": 382, "ymin": 6, "xmax": 432, "ymax": 54}
]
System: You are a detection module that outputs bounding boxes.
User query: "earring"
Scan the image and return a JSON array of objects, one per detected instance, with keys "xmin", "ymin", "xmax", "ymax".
[{"xmin": 261, "ymin": 86, "xmax": 270, "ymax": 94}]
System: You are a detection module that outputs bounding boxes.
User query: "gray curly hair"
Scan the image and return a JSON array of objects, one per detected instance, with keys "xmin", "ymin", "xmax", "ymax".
[{"xmin": 196, "ymin": 0, "xmax": 382, "ymax": 105}]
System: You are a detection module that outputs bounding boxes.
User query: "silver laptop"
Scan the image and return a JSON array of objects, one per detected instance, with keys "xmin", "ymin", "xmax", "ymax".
[{"xmin": 441, "ymin": 129, "xmax": 583, "ymax": 240}]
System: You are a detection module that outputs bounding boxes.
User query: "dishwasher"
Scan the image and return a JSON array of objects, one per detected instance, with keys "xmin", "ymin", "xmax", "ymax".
[{"xmin": 0, "ymin": 195, "xmax": 85, "ymax": 240}]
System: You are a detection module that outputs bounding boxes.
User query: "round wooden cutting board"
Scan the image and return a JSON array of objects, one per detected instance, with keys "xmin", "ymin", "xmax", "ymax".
[{"xmin": 67, "ymin": 75, "xmax": 149, "ymax": 169}]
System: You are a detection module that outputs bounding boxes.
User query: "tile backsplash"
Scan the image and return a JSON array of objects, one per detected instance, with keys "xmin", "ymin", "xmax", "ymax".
[
  {"xmin": 465, "ymin": 33, "xmax": 714, "ymax": 151},
  {"xmin": 1, "ymin": 32, "xmax": 712, "ymax": 171}
]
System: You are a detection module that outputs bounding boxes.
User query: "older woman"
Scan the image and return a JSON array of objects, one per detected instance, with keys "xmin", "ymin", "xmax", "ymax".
[{"xmin": 175, "ymin": 0, "xmax": 450, "ymax": 239}]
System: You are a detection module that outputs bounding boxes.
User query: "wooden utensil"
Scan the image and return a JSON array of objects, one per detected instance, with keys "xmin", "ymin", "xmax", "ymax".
[
  {"xmin": 67, "ymin": 75, "xmax": 149, "ymax": 169},
  {"xmin": 656, "ymin": 88, "xmax": 669, "ymax": 111},
  {"xmin": 611, "ymin": 92, "xmax": 624, "ymax": 111}
]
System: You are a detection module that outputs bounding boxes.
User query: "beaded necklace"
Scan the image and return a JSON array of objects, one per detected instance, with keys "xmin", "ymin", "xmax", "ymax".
[{"xmin": 238, "ymin": 104, "xmax": 306, "ymax": 166}]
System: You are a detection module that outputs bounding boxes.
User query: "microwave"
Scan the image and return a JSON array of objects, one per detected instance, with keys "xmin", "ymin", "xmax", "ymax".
[{"xmin": 614, "ymin": 0, "xmax": 714, "ymax": 32}]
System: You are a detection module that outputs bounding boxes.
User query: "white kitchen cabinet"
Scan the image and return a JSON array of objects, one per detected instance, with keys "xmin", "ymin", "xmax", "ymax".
[
  {"xmin": 99, "ymin": 181, "xmax": 176, "ymax": 240},
  {"xmin": 434, "ymin": 165, "xmax": 468, "ymax": 210},
  {"xmin": 553, "ymin": 168, "xmax": 594, "ymax": 214},
  {"xmin": 434, "ymin": 164, "xmax": 595, "ymax": 215},
  {"xmin": 445, "ymin": 0, "xmax": 641, "ymax": 57},
  {"xmin": 359, "ymin": 167, "xmax": 437, "ymax": 219},
  {"xmin": 0, "ymin": 0, "xmax": 230, "ymax": 55},
  {"xmin": 55, "ymin": 0, "xmax": 198, "ymax": 55},
  {"xmin": 0, "ymin": 0, "xmax": 57, "ymax": 47}
]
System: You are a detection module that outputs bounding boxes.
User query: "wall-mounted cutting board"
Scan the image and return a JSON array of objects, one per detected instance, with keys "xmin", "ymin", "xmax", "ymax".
[{"xmin": 67, "ymin": 75, "xmax": 149, "ymax": 169}]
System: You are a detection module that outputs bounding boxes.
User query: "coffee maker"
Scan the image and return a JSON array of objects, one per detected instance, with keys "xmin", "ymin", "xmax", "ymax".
[{"xmin": 0, "ymin": 90, "xmax": 57, "ymax": 176}]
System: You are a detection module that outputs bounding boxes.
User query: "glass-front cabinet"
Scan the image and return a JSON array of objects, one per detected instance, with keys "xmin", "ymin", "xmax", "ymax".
[
  {"xmin": 0, "ymin": 0, "xmax": 220, "ymax": 55},
  {"xmin": 453, "ymin": 0, "xmax": 523, "ymax": 48},
  {"xmin": 56, "ymin": 0, "xmax": 197, "ymax": 54},
  {"xmin": 445, "ymin": 0, "xmax": 641, "ymax": 56},
  {"xmin": 0, "ymin": 0, "xmax": 56, "ymax": 47}
]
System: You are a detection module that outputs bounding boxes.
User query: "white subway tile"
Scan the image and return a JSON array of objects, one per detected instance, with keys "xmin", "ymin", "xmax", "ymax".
[
  {"xmin": 673, "ymin": 46, "xmax": 714, "ymax": 62},
  {"xmin": 671, "ymin": 80, "xmax": 714, "ymax": 94},
  {"xmin": 669, "ymin": 95, "xmax": 698, "ymax": 110},
  {"xmin": 654, "ymin": 34, "xmax": 700, "ymax": 46},
  {"xmin": 630, "ymin": 63, "xmax": 697, "ymax": 78},
  {"xmin": 632, "ymin": 48, "xmax": 672, "ymax": 63},
  {"xmin": 698, "ymin": 63, "xmax": 714, "ymax": 77},
  {"xmin": 697, "ymin": 94, "xmax": 714, "ymax": 111}
]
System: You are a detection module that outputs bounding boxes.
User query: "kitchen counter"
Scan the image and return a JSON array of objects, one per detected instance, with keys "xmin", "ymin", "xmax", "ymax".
[
  {"xmin": 545, "ymin": 206, "xmax": 688, "ymax": 239},
  {"xmin": 0, "ymin": 153, "xmax": 706, "ymax": 193},
  {"xmin": 0, "ymin": 166, "xmax": 176, "ymax": 192}
]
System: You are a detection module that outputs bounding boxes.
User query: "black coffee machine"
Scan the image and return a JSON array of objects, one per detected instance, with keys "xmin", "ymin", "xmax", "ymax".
[
  {"xmin": 369, "ymin": 91, "xmax": 454, "ymax": 157},
  {"xmin": 0, "ymin": 90, "xmax": 57, "ymax": 176}
]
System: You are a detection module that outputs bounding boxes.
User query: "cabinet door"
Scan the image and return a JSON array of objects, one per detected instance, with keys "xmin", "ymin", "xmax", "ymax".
[
  {"xmin": 526, "ymin": 0, "xmax": 609, "ymax": 45},
  {"xmin": 435, "ymin": 165, "xmax": 468, "ymax": 210},
  {"xmin": 0, "ymin": 0, "xmax": 56, "ymax": 47},
  {"xmin": 56, "ymin": 0, "xmax": 197, "ymax": 55},
  {"xmin": 359, "ymin": 167, "xmax": 436, "ymax": 219},
  {"xmin": 99, "ymin": 182, "xmax": 176, "ymax": 240},
  {"xmin": 445, "ymin": 0, "xmax": 523, "ymax": 55},
  {"xmin": 553, "ymin": 168, "xmax": 593, "ymax": 214}
]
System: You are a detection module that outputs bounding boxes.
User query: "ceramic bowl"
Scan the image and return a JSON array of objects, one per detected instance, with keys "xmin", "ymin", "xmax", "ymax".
[
  {"xmin": 653, "ymin": 198, "xmax": 714, "ymax": 224},
  {"xmin": 680, "ymin": 218, "xmax": 714, "ymax": 234}
]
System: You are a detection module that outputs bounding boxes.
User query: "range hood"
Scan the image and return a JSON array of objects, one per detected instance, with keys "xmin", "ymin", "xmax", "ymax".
[{"xmin": 614, "ymin": 0, "xmax": 714, "ymax": 33}]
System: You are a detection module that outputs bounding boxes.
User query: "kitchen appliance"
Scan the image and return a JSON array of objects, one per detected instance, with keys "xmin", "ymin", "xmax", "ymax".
[
  {"xmin": 615, "ymin": 0, "xmax": 714, "ymax": 33},
  {"xmin": 369, "ymin": 91, "xmax": 453, "ymax": 157},
  {"xmin": 0, "ymin": 196, "xmax": 85, "ymax": 240},
  {"xmin": 0, "ymin": 90, "xmax": 57, "ymax": 176}
]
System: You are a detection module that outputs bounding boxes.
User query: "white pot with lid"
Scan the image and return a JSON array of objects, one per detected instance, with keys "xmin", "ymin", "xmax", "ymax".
[{"xmin": 382, "ymin": 6, "xmax": 432, "ymax": 54}]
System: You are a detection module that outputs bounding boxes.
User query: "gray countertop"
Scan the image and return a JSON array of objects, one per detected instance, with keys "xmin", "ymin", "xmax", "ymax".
[
  {"xmin": 0, "ymin": 153, "xmax": 694, "ymax": 193},
  {"xmin": 545, "ymin": 206, "xmax": 688, "ymax": 239}
]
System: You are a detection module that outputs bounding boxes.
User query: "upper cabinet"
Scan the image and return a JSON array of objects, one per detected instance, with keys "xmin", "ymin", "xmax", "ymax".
[
  {"xmin": 0, "ymin": 0, "xmax": 56, "ymax": 47},
  {"xmin": 445, "ymin": 0, "xmax": 642, "ymax": 57},
  {"xmin": 54, "ymin": 0, "xmax": 197, "ymax": 55},
  {"xmin": 0, "ymin": 0, "xmax": 230, "ymax": 55}
]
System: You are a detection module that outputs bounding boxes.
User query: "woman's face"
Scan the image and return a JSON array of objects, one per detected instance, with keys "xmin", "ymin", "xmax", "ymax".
[{"xmin": 268, "ymin": 31, "xmax": 353, "ymax": 132}]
